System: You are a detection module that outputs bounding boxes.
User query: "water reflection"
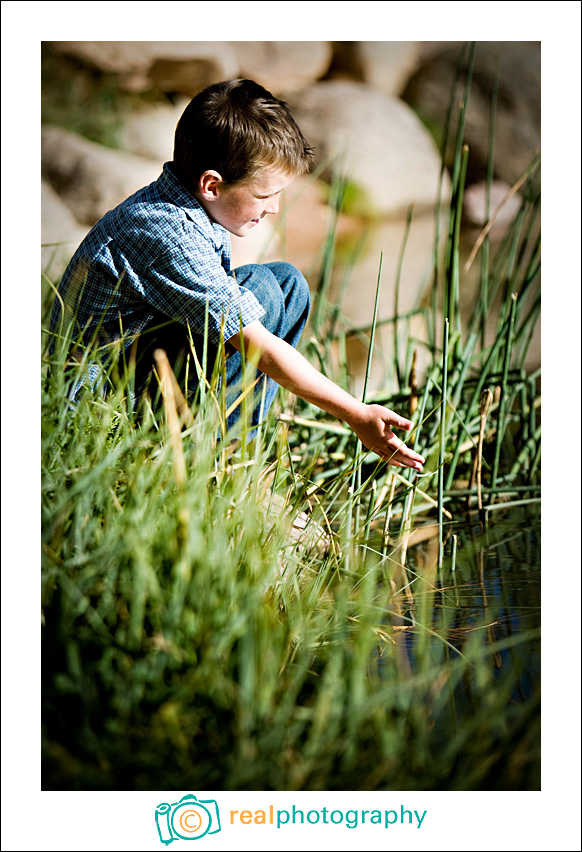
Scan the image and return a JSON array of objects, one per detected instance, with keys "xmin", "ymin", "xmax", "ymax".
[{"xmin": 380, "ymin": 505, "xmax": 541, "ymax": 693}]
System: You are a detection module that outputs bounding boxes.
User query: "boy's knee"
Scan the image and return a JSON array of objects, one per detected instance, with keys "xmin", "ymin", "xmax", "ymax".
[
  {"xmin": 288, "ymin": 264, "xmax": 310, "ymax": 305},
  {"xmin": 259, "ymin": 282, "xmax": 286, "ymax": 332},
  {"xmin": 267, "ymin": 260, "xmax": 299, "ymax": 280},
  {"xmin": 268, "ymin": 260, "xmax": 307, "ymax": 286},
  {"xmin": 234, "ymin": 263, "xmax": 284, "ymax": 314},
  {"xmin": 267, "ymin": 261, "xmax": 310, "ymax": 312},
  {"xmin": 298, "ymin": 273, "xmax": 311, "ymax": 313},
  {"xmin": 233, "ymin": 261, "xmax": 309, "ymax": 339}
]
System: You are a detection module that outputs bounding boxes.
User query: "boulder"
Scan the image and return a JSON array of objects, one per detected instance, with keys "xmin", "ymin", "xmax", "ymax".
[
  {"xmin": 41, "ymin": 125, "xmax": 162, "ymax": 225},
  {"xmin": 117, "ymin": 98, "xmax": 190, "ymax": 162},
  {"xmin": 229, "ymin": 41, "xmax": 333, "ymax": 96},
  {"xmin": 53, "ymin": 41, "xmax": 154, "ymax": 76},
  {"xmin": 356, "ymin": 41, "xmax": 422, "ymax": 95},
  {"xmin": 145, "ymin": 43, "xmax": 237, "ymax": 97},
  {"xmin": 327, "ymin": 42, "xmax": 422, "ymax": 96},
  {"xmin": 290, "ymin": 80, "xmax": 450, "ymax": 218},
  {"xmin": 41, "ymin": 181, "xmax": 89, "ymax": 281},
  {"xmin": 457, "ymin": 231, "xmax": 540, "ymax": 374},
  {"xmin": 463, "ymin": 180, "xmax": 522, "ymax": 233},
  {"xmin": 53, "ymin": 41, "xmax": 238, "ymax": 95},
  {"xmin": 402, "ymin": 41, "xmax": 541, "ymax": 186},
  {"xmin": 331, "ymin": 210, "xmax": 448, "ymax": 396},
  {"xmin": 275, "ymin": 174, "xmax": 364, "ymax": 278},
  {"xmin": 275, "ymin": 176, "xmax": 333, "ymax": 275}
]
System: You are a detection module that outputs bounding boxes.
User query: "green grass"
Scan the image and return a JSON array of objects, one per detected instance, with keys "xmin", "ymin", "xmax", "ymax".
[
  {"xmin": 41, "ymin": 355, "xmax": 540, "ymax": 790},
  {"xmin": 41, "ymin": 43, "xmax": 541, "ymax": 791}
]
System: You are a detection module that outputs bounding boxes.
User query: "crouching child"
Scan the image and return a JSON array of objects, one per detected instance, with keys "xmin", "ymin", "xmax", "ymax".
[{"xmin": 49, "ymin": 78, "xmax": 424, "ymax": 472}]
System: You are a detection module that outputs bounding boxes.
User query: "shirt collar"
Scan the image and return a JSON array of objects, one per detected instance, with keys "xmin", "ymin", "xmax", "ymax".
[{"xmin": 157, "ymin": 162, "xmax": 229, "ymax": 252}]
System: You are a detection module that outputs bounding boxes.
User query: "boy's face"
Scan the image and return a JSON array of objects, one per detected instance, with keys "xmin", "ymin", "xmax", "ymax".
[{"xmin": 197, "ymin": 166, "xmax": 293, "ymax": 237}]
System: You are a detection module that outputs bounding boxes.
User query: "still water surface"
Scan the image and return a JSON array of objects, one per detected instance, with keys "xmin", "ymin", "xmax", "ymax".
[{"xmin": 381, "ymin": 504, "xmax": 541, "ymax": 697}]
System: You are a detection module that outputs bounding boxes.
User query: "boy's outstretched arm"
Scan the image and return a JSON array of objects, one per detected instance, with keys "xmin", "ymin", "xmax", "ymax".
[{"xmin": 228, "ymin": 320, "xmax": 425, "ymax": 472}]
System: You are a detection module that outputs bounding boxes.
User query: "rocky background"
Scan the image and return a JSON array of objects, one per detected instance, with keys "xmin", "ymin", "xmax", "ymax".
[{"xmin": 41, "ymin": 41, "xmax": 541, "ymax": 389}]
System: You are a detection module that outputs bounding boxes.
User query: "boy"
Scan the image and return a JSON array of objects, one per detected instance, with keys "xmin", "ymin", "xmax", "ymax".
[{"xmin": 50, "ymin": 79, "xmax": 424, "ymax": 472}]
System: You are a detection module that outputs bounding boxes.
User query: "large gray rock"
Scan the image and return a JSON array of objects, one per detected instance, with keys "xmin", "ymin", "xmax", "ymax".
[
  {"xmin": 402, "ymin": 41, "xmax": 541, "ymax": 186},
  {"xmin": 117, "ymin": 98, "xmax": 190, "ymax": 162},
  {"xmin": 275, "ymin": 175, "xmax": 335, "ymax": 275},
  {"xmin": 41, "ymin": 181, "xmax": 89, "ymax": 281},
  {"xmin": 356, "ymin": 41, "xmax": 422, "ymax": 95},
  {"xmin": 328, "ymin": 42, "xmax": 422, "ymax": 96},
  {"xmin": 53, "ymin": 41, "xmax": 238, "ymax": 95},
  {"xmin": 332, "ymin": 211, "xmax": 448, "ymax": 396},
  {"xmin": 229, "ymin": 41, "xmax": 333, "ymax": 95},
  {"xmin": 463, "ymin": 180, "xmax": 522, "ymax": 232},
  {"xmin": 53, "ymin": 41, "xmax": 154, "ymax": 76},
  {"xmin": 41, "ymin": 125, "xmax": 162, "ymax": 225},
  {"xmin": 272, "ymin": 174, "xmax": 365, "ymax": 279},
  {"xmin": 290, "ymin": 81, "xmax": 449, "ymax": 218}
]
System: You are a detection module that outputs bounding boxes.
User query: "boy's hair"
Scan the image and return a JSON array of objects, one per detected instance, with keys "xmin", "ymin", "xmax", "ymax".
[{"xmin": 173, "ymin": 79, "xmax": 314, "ymax": 190}]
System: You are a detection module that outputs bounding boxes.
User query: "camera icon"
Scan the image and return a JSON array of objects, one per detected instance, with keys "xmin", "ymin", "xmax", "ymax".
[{"xmin": 156, "ymin": 794, "xmax": 221, "ymax": 844}]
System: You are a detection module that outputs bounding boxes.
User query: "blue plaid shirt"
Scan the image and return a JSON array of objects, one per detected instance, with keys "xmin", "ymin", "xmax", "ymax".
[{"xmin": 49, "ymin": 162, "xmax": 265, "ymax": 354}]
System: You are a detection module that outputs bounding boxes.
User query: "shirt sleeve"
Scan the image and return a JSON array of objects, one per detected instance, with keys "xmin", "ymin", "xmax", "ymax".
[{"xmin": 131, "ymin": 225, "xmax": 265, "ymax": 345}]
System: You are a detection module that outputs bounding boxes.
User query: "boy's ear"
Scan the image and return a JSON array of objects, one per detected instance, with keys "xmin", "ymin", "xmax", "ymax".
[{"xmin": 198, "ymin": 170, "xmax": 225, "ymax": 201}]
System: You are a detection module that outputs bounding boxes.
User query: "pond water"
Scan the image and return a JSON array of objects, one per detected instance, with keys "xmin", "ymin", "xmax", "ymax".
[{"xmin": 380, "ymin": 504, "xmax": 541, "ymax": 694}]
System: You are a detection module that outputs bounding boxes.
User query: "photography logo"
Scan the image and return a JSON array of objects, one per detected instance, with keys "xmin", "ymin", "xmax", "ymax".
[{"xmin": 155, "ymin": 794, "xmax": 221, "ymax": 844}]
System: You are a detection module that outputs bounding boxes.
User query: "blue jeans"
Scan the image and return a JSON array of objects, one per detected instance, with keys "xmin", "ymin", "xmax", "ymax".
[
  {"xmin": 223, "ymin": 262, "xmax": 310, "ymax": 434},
  {"xmin": 131, "ymin": 262, "xmax": 310, "ymax": 434}
]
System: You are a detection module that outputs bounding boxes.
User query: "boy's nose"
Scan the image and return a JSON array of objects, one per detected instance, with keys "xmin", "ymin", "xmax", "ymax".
[{"xmin": 264, "ymin": 195, "xmax": 280, "ymax": 215}]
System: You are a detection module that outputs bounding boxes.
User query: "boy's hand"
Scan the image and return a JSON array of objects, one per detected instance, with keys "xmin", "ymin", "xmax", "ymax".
[
  {"xmin": 349, "ymin": 403, "xmax": 425, "ymax": 471},
  {"xmin": 229, "ymin": 322, "xmax": 424, "ymax": 471}
]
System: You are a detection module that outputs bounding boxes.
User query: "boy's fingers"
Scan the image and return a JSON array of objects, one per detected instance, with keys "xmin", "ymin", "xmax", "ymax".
[
  {"xmin": 381, "ymin": 454, "xmax": 419, "ymax": 471},
  {"xmin": 383, "ymin": 442, "xmax": 425, "ymax": 470},
  {"xmin": 368, "ymin": 440, "xmax": 423, "ymax": 470},
  {"xmin": 386, "ymin": 436, "xmax": 424, "ymax": 461},
  {"xmin": 385, "ymin": 411, "xmax": 413, "ymax": 430}
]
